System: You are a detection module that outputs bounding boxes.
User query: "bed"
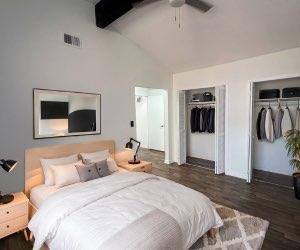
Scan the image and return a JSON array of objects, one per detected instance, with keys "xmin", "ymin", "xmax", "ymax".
[{"xmin": 25, "ymin": 140, "xmax": 222, "ymax": 250}]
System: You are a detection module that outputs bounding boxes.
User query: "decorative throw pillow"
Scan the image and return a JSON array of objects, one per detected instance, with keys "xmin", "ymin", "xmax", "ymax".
[
  {"xmin": 76, "ymin": 163, "xmax": 100, "ymax": 182},
  {"xmin": 94, "ymin": 160, "xmax": 111, "ymax": 177},
  {"xmin": 40, "ymin": 154, "xmax": 79, "ymax": 186},
  {"xmin": 51, "ymin": 161, "xmax": 82, "ymax": 188}
]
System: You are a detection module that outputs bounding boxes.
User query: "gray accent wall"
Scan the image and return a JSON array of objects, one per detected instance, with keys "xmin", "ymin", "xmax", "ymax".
[{"xmin": 0, "ymin": 0, "xmax": 172, "ymax": 193}]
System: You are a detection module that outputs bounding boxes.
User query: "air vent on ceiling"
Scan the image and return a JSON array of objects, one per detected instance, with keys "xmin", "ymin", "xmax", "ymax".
[{"xmin": 64, "ymin": 33, "xmax": 81, "ymax": 48}]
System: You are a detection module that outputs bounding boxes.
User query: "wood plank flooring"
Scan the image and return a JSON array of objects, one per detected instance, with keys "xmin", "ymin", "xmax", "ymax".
[{"xmin": 1, "ymin": 149, "xmax": 299, "ymax": 250}]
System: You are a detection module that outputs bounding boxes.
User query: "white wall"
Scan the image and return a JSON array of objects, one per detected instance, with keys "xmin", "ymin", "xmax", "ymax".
[
  {"xmin": 0, "ymin": 0, "xmax": 172, "ymax": 193},
  {"xmin": 173, "ymin": 47, "xmax": 300, "ymax": 180}
]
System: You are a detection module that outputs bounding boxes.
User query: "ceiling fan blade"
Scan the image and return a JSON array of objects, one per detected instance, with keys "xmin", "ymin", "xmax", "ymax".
[
  {"xmin": 185, "ymin": 0, "xmax": 213, "ymax": 12},
  {"xmin": 132, "ymin": 0, "xmax": 162, "ymax": 8}
]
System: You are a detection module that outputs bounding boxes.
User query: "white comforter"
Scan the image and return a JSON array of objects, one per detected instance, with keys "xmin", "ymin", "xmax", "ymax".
[{"xmin": 29, "ymin": 172, "xmax": 222, "ymax": 250}]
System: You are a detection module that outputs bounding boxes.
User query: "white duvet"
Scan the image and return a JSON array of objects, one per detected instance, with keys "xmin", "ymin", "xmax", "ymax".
[{"xmin": 29, "ymin": 172, "xmax": 222, "ymax": 250}]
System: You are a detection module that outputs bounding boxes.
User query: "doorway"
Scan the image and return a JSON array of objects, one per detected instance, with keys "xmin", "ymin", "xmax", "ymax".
[
  {"xmin": 247, "ymin": 77, "xmax": 300, "ymax": 185},
  {"xmin": 135, "ymin": 87, "xmax": 168, "ymax": 161},
  {"xmin": 177, "ymin": 85, "xmax": 226, "ymax": 175}
]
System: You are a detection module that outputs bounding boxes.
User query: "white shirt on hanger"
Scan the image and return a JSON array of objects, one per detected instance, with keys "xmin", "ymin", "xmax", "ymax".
[
  {"xmin": 265, "ymin": 107, "xmax": 274, "ymax": 143},
  {"xmin": 282, "ymin": 106, "xmax": 293, "ymax": 136}
]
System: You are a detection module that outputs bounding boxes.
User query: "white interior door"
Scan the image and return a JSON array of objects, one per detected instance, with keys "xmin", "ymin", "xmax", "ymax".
[
  {"xmin": 135, "ymin": 96, "xmax": 149, "ymax": 148},
  {"xmin": 178, "ymin": 91, "xmax": 187, "ymax": 165},
  {"xmin": 247, "ymin": 82, "xmax": 255, "ymax": 182},
  {"xmin": 215, "ymin": 85, "xmax": 226, "ymax": 174},
  {"xmin": 148, "ymin": 95, "xmax": 165, "ymax": 151}
]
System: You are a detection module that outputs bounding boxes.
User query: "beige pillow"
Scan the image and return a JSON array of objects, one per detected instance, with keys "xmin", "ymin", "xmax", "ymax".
[
  {"xmin": 51, "ymin": 161, "xmax": 82, "ymax": 188},
  {"xmin": 40, "ymin": 154, "xmax": 79, "ymax": 186}
]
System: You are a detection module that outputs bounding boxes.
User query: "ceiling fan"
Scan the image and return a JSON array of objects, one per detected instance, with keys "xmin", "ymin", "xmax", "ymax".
[
  {"xmin": 133, "ymin": 0, "xmax": 213, "ymax": 13},
  {"xmin": 95, "ymin": 0, "xmax": 213, "ymax": 29}
]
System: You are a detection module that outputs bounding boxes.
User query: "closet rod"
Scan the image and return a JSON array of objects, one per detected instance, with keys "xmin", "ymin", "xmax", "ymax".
[{"xmin": 188, "ymin": 101, "xmax": 216, "ymax": 105}]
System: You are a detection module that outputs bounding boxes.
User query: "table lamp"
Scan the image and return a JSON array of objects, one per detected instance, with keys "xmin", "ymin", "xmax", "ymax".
[
  {"xmin": 125, "ymin": 138, "xmax": 141, "ymax": 164},
  {"xmin": 0, "ymin": 159, "xmax": 18, "ymax": 204}
]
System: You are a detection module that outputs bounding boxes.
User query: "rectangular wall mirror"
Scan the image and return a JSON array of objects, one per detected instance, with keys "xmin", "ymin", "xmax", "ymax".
[{"xmin": 33, "ymin": 89, "xmax": 101, "ymax": 139}]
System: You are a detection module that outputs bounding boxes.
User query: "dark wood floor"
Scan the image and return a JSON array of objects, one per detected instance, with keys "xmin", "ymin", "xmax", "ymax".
[{"xmin": 1, "ymin": 149, "xmax": 299, "ymax": 250}]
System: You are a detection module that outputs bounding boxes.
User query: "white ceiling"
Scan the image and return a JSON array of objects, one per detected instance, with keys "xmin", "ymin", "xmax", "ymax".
[{"xmin": 88, "ymin": 0, "xmax": 300, "ymax": 73}]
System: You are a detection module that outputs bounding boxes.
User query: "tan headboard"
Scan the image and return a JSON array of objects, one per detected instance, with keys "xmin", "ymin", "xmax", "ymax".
[{"xmin": 25, "ymin": 140, "xmax": 115, "ymax": 197}]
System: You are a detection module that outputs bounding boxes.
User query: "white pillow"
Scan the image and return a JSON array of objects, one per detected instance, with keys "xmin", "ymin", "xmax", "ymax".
[
  {"xmin": 80, "ymin": 150, "xmax": 118, "ymax": 173},
  {"xmin": 107, "ymin": 157, "xmax": 119, "ymax": 173},
  {"xmin": 51, "ymin": 161, "xmax": 82, "ymax": 188},
  {"xmin": 40, "ymin": 154, "xmax": 79, "ymax": 186},
  {"xmin": 80, "ymin": 150, "xmax": 109, "ymax": 162}
]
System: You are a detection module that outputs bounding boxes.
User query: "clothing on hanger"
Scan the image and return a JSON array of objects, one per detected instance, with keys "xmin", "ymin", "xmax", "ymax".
[
  {"xmin": 203, "ymin": 108, "xmax": 210, "ymax": 132},
  {"xmin": 260, "ymin": 108, "xmax": 267, "ymax": 140},
  {"xmin": 274, "ymin": 106, "xmax": 284, "ymax": 139},
  {"xmin": 199, "ymin": 108, "xmax": 204, "ymax": 132},
  {"xmin": 208, "ymin": 107, "xmax": 215, "ymax": 133},
  {"xmin": 190, "ymin": 107, "xmax": 200, "ymax": 133},
  {"xmin": 282, "ymin": 106, "xmax": 293, "ymax": 136},
  {"xmin": 265, "ymin": 107, "xmax": 274, "ymax": 142},
  {"xmin": 256, "ymin": 108, "xmax": 265, "ymax": 140},
  {"xmin": 295, "ymin": 106, "xmax": 300, "ymax": 131}
]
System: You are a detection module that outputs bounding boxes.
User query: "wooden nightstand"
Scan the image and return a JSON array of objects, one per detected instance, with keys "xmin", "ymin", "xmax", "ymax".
[
  {"xmin": 118, "ymin": 161, "xmax": 152, "ymax": 173},
  {"xmin": 0, "ymin": 192, "xmax": 29, "ymax": 240}
]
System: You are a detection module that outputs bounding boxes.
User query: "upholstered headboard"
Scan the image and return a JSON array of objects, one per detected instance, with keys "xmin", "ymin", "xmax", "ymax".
[{"xmin": 25, "ymin": 140, "xmax": 115, "ymax": 196}]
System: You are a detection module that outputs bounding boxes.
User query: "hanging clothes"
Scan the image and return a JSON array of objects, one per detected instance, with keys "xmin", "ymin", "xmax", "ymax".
[
  {"xmin": 199, "ymin": 108, "xmax": 205, "ymax": 132},
  {"xmin": 265, "ymin": 107, "xmax": 274, "ymax": 142},
  {"xmin": 282, "ymin": 106, "xmax": 293, "ymax": 136},
  {"xmin": 273, "ymin": 106, "xmax": 284, "ymax": 139},
  {"xmin": 208, "ymin": 107, "xmax": 215, "ymax": 133},
  {"xmin": 190, "ymin": 107, "xmax": 200, "ymax": 133},
  {"xmin": 260, "ymin": 108, "xmax": 267, "ymax": 140},
  {"xmin": 295, "ymin": 106, "xmax": 300, "ymax": 131},
  {"xmin": 203, "ymin": 108, "xmax": 210, "ymax": 132},
  {"xmin": 256, "ymin": 108, "xmax": 265, "ymax": 140}
]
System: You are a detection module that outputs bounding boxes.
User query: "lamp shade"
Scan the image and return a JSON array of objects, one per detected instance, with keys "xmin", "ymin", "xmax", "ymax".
[
  {"xmin": 0, "ymin": 159, "xmax": 17, "ymax": 173},
  {"xmin": 125, "ymin": 141, "xmax": 133, "ymax": 150}
]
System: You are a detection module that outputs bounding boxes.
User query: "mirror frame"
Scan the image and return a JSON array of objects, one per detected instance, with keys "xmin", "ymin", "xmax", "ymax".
[{"xmin": 33, "ymin": 88, "xmax": 101, "ymax": 139}]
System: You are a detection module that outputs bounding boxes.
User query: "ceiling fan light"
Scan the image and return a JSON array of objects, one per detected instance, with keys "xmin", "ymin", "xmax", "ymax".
[{"xmin": 169, "ymin": 0, "xmax": 185, "ymax": 8}]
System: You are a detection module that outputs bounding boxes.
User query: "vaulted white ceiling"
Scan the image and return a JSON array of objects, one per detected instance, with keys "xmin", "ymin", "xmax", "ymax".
[{"xmin": 88, "ymin": 0, "xmax": 300, "ymax": 73}]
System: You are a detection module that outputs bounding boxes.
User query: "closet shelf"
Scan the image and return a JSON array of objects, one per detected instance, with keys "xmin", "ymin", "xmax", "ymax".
[
  {"xmin": 188, "ymin": 101, "xmax": 216, "ymax": 105},
  {"xmin": 255, "ymin": 97, "xmax": 300, "ymax": 103}
]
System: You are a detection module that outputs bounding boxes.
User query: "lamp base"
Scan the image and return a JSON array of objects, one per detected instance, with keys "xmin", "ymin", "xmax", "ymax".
[
  {"xmin": 0, "ymin": 194, "xmax": 14, "ymax": 204},
  {"xmin": 128, "ymin": 160, "xmax": 141, "ymax": 165}
]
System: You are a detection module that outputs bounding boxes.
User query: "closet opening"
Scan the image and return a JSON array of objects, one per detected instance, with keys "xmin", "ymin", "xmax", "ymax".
[
  {"xmin": 248, "ymin": 77, "xmax": 300, "ymax": 187},
  {"xmin": 178, "ymin": 85, "xmax": 226, "ymax": 175},
  {"xmin": 135, "ymin": 87, "xmax": 169, "ymax": 163}
]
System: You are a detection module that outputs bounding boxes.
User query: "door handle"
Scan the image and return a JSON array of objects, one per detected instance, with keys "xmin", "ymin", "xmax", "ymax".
[{"xmin": 160, "ymin": 125, "xmax": 164, "ymax": 128}]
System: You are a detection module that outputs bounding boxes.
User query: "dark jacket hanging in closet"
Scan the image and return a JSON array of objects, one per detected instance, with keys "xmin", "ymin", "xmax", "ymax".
[
  {"xmin": 190, "ymin": 107, "xmax": 200, "ymax": 133},
  {"xmin": 208, "ymin": 107, "xmax": 215, "ymax": 133},
  {"xmin": 256, "ymin": 108, "xmax": 264, "ymax": 140},
  {"xmin": 191, "ymin": 106, "xmax": 215, "ymax": 133},
  {"xmin": 202, "ymin": 108, "xmax": 210, "ymax": 132}
]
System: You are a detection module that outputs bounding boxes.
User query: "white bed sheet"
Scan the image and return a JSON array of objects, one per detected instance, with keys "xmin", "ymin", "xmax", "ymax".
[{"xmin": 30, "ymin": 168, "xmax": 128, "ymax": 208}]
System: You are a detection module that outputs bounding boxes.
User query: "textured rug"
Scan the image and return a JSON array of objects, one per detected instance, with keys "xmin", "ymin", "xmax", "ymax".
[{"xmin": 190, "ymin": 204, "xmax": 269, "ymax": 250}]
